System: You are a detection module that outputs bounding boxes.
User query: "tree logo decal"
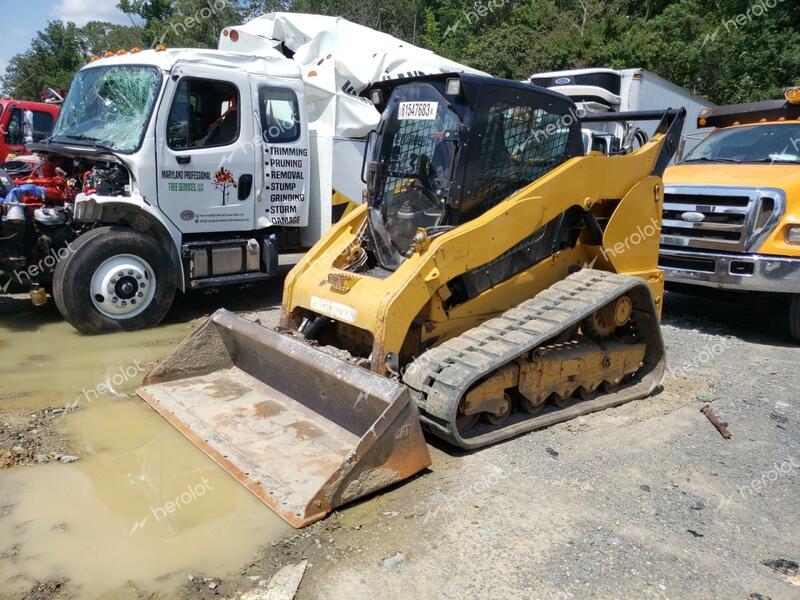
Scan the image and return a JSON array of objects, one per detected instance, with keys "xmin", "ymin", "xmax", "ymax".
[{"xmin": 213, "ymin": 168, "xmax": 237, "ymax": 205}]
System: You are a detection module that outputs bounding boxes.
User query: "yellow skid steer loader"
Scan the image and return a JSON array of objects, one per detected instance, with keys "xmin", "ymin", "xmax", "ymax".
[{"xmin": 138, "ymin": 73, "xmax": 684, "ymax": 527}]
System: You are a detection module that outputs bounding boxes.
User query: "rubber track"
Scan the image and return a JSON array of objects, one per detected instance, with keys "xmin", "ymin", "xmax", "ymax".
[{"xmin": 403, "ymin": 269, "xmax": 665, "ymax": 449}]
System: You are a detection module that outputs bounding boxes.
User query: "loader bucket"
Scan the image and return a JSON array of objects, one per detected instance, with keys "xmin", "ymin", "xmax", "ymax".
[{"xmin": 136, "ymin": 309, "xmax": 431, "ymax": 528}]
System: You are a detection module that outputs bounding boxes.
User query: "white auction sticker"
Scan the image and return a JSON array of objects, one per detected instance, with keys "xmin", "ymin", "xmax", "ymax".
[
  {"xmin": 310, "ymin": 296, "xmax": 357, "ymax": 323},
  {"xmin": 398, "ymin": 101, "xmax": 438, "ymax": 120}
]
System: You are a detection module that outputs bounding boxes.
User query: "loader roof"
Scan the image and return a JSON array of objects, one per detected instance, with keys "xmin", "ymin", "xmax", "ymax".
[{"xmin": 365, "ymin": 72, "xmax": 578, "ymax": 115}]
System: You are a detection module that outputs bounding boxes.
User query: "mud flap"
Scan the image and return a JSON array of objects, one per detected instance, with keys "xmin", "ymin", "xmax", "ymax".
[{"xmin": 137, "ymin": 309, "xmax": 431, "ymax": 528}]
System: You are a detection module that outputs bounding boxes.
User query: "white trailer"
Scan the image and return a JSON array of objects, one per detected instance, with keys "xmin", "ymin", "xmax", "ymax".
[
  {"xmin": 529, "ymin": 67, "xmax": 714, "ymax": 156},
  {"xmin": 26, "ymin": 13, "xmax": 481, "ymax": 334}
]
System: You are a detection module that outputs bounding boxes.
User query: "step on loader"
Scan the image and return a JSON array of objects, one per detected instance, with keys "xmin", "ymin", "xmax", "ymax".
[{"xmin": 138, "ymin": 73, "xmax": 684, "ymax": 527}]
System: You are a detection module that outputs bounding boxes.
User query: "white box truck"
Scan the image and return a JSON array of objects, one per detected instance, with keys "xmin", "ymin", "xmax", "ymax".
[{"xmin": 529, "ymin": 67, "xmax": 713, "ymax": 156}]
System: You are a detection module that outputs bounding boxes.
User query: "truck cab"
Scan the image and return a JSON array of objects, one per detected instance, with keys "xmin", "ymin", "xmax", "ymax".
[
  {"xmin": 660, "ymin": 89, "xmax": 800, "ymax": 340},
  {"xmin": 0, "ymin": 98, "xmax": 60, "ymax": 163},
  {"xmin": 22, "ymin": 46, "xmax": 362, "ymax": 333}
]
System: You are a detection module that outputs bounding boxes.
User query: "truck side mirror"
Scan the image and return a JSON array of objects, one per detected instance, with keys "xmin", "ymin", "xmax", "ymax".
[{"xmin": 23, "ymin": 110, "xmax": 34, "ymax": 146}]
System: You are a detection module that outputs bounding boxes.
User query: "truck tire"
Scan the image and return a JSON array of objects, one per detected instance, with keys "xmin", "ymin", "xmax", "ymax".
[
  {"xmin": 53, "ymin": 226, "xmax": 177, "ymax": 334},
  {"xmin": 791, "ymin": 295, "xmax": 800, "ymax": 343}
]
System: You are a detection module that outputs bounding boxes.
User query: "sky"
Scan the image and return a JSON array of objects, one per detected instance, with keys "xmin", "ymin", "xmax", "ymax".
[{"xmin": 0, "ymin": 0, "xmax": 135, "ymax": 78}]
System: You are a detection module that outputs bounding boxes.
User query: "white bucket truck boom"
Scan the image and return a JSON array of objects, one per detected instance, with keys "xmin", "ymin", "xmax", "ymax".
[{"xmin": 27, "ymin": 13, "xmax": 480, "ymax": 334}]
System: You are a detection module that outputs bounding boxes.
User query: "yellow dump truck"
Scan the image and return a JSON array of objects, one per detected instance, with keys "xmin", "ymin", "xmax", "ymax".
[{"xmin": 660, "ymin": 88, "xmax": 800, "ymax": 339}]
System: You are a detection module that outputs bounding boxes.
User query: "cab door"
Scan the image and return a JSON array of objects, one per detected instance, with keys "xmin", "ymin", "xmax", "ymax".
[
  {"xmin": 156, "ymin": 65, "xmax": 257, "ymax": 233},
  {"xmin": 1, "ymin": 105, "xmax": 26, "ymax": 157},
  {"xmin": 249, "ymin": 75, "xmax": 309, "ymax": 231}
]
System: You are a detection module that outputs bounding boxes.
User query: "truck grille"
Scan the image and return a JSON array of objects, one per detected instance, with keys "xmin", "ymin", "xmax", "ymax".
[{"xmin": 660, "ymin": 185, "xmax": 785, "ymax": 253}]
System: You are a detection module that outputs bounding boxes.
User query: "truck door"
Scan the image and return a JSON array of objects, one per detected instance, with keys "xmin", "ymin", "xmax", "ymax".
[
  {"xmin": 2, "ymin": 106, "xmax": 26, "ymax": 157},
  {"xmin": 249, "ymin": 76, "xmax": 310, "ymax": 231},
  {"xmin": 156, "ymin": 65, "xmax": 257, "ymax": 233}
]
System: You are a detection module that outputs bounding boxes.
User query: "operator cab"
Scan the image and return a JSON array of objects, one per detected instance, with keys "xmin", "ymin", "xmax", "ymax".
[{"xmin": 364, "ymin": 73, "xmax": 584, "ymax": 270}]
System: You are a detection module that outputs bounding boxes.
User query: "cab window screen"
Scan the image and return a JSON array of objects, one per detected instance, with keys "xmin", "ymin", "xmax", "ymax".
[
  {"xmin": 168, "ymin": 78, "xmax": 239, "ymax": 149},
  {"xmin": 258, "ymin": 87, "xmax": 300, "ymax": 143},
  {"xmin": 473, "ymin": 102, "xmax": 571, "ymax": 211}
]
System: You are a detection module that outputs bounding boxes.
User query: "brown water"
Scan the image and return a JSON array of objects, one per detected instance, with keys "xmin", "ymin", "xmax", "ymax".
[{"xmin": 0, "ymin": 302, "xmax": 288, "ymax": 598}]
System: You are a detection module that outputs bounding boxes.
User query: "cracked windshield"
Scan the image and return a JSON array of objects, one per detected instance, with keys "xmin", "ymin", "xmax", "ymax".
[{"xmin": 51, "ymin": 65, "xmax": 161, "ymax": 152}]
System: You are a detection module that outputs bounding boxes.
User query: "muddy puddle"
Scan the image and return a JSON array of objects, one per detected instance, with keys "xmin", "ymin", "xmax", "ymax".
[{"xmin": 0, "ymin": 303, "xmax": 288, "ymax": 598}]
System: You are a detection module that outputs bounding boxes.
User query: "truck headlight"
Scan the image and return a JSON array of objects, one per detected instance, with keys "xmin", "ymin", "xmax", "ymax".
[{"xmin": 787, "ymin": 225, "xmax": 800, "ymax": 244}]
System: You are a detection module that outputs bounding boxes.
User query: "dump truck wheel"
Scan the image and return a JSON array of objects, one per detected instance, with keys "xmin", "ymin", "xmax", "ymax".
[
  {"xmin": 53, "ymin": 226, "xmax": 176, "ymax": 334},
  {"xmin": 790, "ymin": 295, "xmax": 800, "ymax": 343}
]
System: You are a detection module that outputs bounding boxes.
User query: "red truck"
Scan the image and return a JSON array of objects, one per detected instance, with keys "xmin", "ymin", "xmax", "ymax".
[{"xmin": 0, "ymin": 98, "xmax": 61, "ymax": 163}]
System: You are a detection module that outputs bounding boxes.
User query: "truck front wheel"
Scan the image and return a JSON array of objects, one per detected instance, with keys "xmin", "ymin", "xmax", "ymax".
[
  {"xmin": 791, "ymin": 295, "xmax": 800, "ymax": 343},
  {"xmin": 53, "ymin": 226, "xmax": 177, "ymax": 334}
]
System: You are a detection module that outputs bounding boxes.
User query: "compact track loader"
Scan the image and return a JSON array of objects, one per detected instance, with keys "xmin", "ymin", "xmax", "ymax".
[{"xmin": 138, "ymin": 73, "xmax": 684, "ymax": 527}]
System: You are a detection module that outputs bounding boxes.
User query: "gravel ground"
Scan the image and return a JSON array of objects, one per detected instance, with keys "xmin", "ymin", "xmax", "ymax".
[
  {"xmin": 232, "ymin": 289, "xmax": 799, "ymax": 600},
  {"xmin": 1, "ymin": 285, "xmax": 798, "ymax": 600},
  {"xmin": 0, "ymin": 407, "xmax": 75, "ymax": 469}
]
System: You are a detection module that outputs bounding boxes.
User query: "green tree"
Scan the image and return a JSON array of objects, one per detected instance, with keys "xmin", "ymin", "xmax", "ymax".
[
  {"xmin": 80, "ymin": 21, "xmax": 146, "ymax": 55},
  {"xmin": 4, "ymin": 0, "xmax": 800, "ymax": 104},
  {"xmin": 117, "ymin": 0, "xmax": 174, "ymax": 46},
  {"xmin": 118, "ymin": 0, "xmax": 250, "ymax": 48},
  {"xmin": 1, "ymin": 21, "xmax": 144, "ymax": 100},
  {"xmin": 2, "ymin": 21, "xmax": 87, "ymax": 100}
]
